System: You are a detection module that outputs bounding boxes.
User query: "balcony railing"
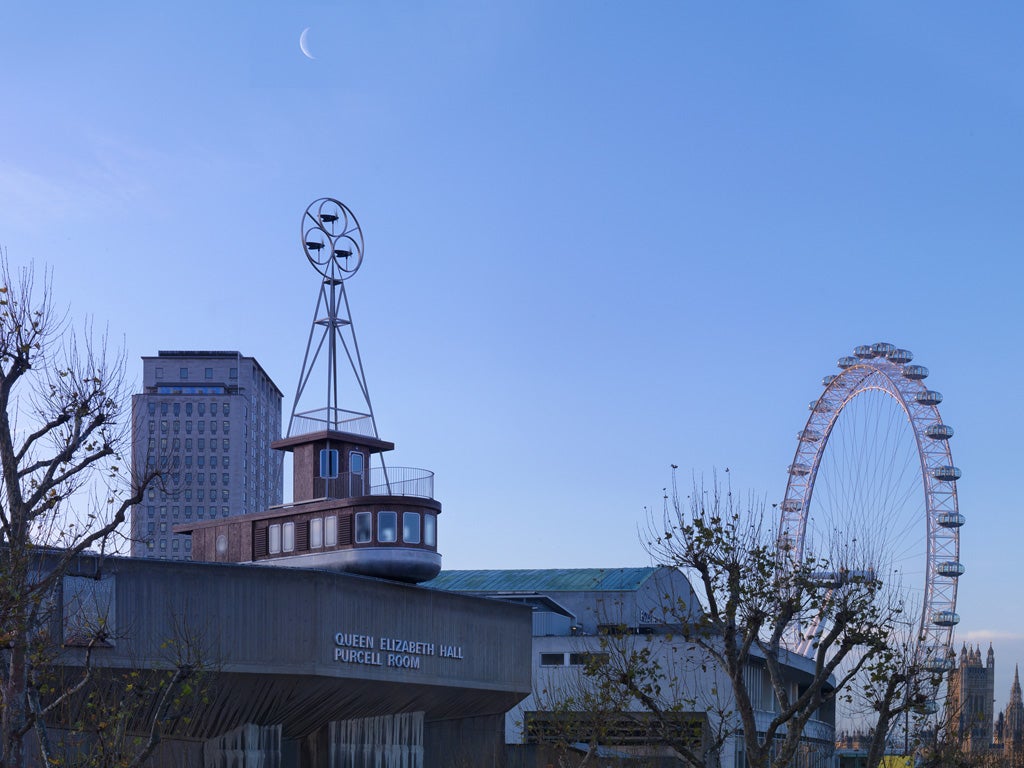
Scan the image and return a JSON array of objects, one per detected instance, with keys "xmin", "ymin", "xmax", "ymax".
[{"xmin": 321, "ymin": 466, "xmax": 434, "ymax": 500}]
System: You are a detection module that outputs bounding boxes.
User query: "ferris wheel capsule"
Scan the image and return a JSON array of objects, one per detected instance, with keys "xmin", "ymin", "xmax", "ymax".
[
  {"xmin": 788, "ymin": 463, "xmax": 811, "ymax": 476},
  {"xmin": 871, "ymin": 342, "xmax": 896, "ymax": 356},
  {"xmin": 922, "ymin": 657, "xmax": 956, "ymax": 673},
  {"xmin": 937, "ymin": 512, "xmax": 966, "ymax": 528},
  {"xmin": 926, "ymin": 424, "xmax": 954, "ymax": 441},
  {"xmin": 916, "ymin": 390, "xmax": 943, "ymax": 406},
  {"xmin": 822, "ymin": 374, "xmax": 837, "ymax": 387},
  {"xmin": 854, "ymin": 345, "xmax": 875, "ymax": 358},
  {"xmin": 903, "ymin": 365, "xmax": 930, "ymax": 380},
  {"xmin": 931, "ymin": 610, "xmax": 960, "ymax": 627},
  {"xmin": 932, "ymin": 466, "xmax": 962, "ymax": 482},
  {"xmin": 936, "ymin": 561, "xmax": 966, "ymax": 578},
  {"xmin": 837, "ymin": 356, "xmax": 859, "ymax": 369},
  {"xmin": 887, "ymin": 348, "xmax": 914, "ymax": 364}
]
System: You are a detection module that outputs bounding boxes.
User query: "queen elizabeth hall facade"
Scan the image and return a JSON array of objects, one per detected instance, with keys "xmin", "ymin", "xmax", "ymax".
[{"xmin": 38, "ymin": 552, "xmax": 532, "ymax": 767}]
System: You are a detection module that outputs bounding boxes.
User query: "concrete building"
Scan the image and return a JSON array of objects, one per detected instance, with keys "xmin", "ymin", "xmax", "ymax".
[
  {"xmin": 39, "ymin": 550, "xmax": 531, "ymax": 766},
  {"xmin": 130, "ymin": 351, "xmax": 283, "ymax": 560},
  {"xmin": 425, "ymin": 567, "xmax": 836, "ymax": 768}
]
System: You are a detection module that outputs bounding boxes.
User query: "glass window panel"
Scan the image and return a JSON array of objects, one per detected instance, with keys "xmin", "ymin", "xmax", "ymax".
[
  {"xmin": 403, "ymin": 512, "xmax": 421, "ymax": 544},
  {"xmin": 320, "ymin": 448, "xmax": 339, "ymax": 479},
  {"xmin": 310, "ymin": 518, "xmax": 323, "ymax": 548},
  {"xmin": 354, "ymin": 512, "xmax": 371, "ymax": 544},
  {"xmin": 378, "ymin": 511, "xmax": 397, "ymax": 543},
  {"xmin": 268, "ymin": 524, "xmax": 281, "ymax": 554},
  {"xmin": 282, "ymin": 522, "xmax": 295, "ymax": 552},
  {"xmin": 350, "ymin": 451, "xmax": 364, "ymax": 474},
  {"xmin": 423, "ymin": 514, "xmax": 436, "ymax": 546},
  {"xmin": 325, "ymin": 515, "xmax": 338, "ymax": 546}
]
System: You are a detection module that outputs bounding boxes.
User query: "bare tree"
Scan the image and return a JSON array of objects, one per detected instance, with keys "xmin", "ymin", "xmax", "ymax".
[
  {"xmin": 841, "ymin": 615, "xmax": 945, "ymax": 768},
  {"xmin": 640, "ymin": 473, "xmax": 904, "ymax": 768},
  {"xmin": 0, "ymin": 258, "xmax": 160, "ymax": 767}
]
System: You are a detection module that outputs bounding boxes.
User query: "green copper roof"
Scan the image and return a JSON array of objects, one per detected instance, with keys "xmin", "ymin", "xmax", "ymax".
[{"xmin": 423, "ymin": 567, "xmax": 659, "ymax": 593}]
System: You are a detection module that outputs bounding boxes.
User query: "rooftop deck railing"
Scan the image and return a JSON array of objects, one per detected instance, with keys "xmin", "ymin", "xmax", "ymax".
[
  {"xmin": 289, "ymin": 407, "xmax": 376, "ymax": 438},
  {"xmin": 322, "ymin": 466, "xmax": 434, "ymax": 501}
]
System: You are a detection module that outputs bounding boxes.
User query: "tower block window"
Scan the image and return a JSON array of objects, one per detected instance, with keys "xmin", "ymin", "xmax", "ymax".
[{"xmin": 319, "ymin": 449, "xmax": 339, "ymax": 479}]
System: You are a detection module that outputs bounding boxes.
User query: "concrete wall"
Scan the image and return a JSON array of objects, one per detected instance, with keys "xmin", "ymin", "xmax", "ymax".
[{"xmin": 50, "ymin": 553, "xmax": 532, "ymax": 757}]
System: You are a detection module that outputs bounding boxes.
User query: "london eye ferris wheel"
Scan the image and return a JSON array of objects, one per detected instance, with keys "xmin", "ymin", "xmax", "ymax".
[{"xmin": 779, "ymin": 342, "xmax": 963, "ymax": 677}]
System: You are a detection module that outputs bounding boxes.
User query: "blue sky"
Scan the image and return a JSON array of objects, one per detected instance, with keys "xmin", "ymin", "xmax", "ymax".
[{"xmin": 2, "ymin": 2, "xmax": 1022, "ymax": 707}]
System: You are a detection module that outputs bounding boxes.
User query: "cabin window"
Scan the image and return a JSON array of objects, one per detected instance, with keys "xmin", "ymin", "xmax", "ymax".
[
  {"xmin": 378, "ymin": 511, "xmax": 397, "ymax": 543},
  {"xmin": 424, "ymin": 514, "xmax": 436, "ymax": 547},
  {"xmin": 350, "ymin": 451, "xmax": 364, "ymax": 474},
  {"xmin": 325, "ymin": 515, "xmax": 338, "ymax": 546},
  {"xmin": 310, "ymin": 518, "xmax": 323, "ymax": 548},
  {"xmin": 355, "ymin": 512, "xmax": 372, "ymax": 544},
  {"xmin": 282, "ymin": 522, "xmax": 295, "ymax": 552},
  {"xmin": 269, "ymin": 524, "xmax": 281, "ymax": 554},
  {"xmin": 403, "ymin": 512, "xmax": 421, "ymax": 544},
  {"xmin": 320, "ymin": 448, "xmax": 339, "ymax": 479},
  {"xmin": 349, "ymin": 451, "xmax": 365, "ymax": 495}
]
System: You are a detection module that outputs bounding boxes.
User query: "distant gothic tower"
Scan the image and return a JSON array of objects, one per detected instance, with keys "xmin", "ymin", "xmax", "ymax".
[
  {"xmin": 1002, "ymin": 666, "xmax": 1024, "ymax": 764},
  {"xmin": 947, "ymin": 643, "xmax": 996, "ymax": 753}
]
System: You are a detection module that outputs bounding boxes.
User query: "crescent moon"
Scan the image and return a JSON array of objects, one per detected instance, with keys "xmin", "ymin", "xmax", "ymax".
[{"xmin": 299, "ymin": 27, "xmax": 315, "ymax": 60}]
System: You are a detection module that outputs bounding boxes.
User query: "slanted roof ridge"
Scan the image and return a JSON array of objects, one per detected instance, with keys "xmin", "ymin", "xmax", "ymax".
[{"xmin": 424, "ymin": 566, "xmax": 662, "ymax": 593}]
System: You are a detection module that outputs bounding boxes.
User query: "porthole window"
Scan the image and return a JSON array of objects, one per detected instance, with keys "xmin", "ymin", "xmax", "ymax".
[
  {"xmin": 282, "ymin": 522, "xmax": 295, "ymax": 552},
  {"xmin": 269, "ymin": 524, "xmax": 281, "ymax": 554},
  {"xmin": 378, "ymin": 511, "xmax": 397, "ymax": 543},
  {"xmin": 325, "ymin": 515, "xmax": 338, "ymax": 546},
  {"xmin": 310, "ymin": 518, "xmax": 323, "ymax": 549},
  {"xmin": 354, "ymin": 512, "xmax": 372, "ymax": 544},
  {"xmin": 424, "ymin": 514, "xmax": 436, "ymax": 547},
  {"xmin": 403, "ymin": 512, "xmax": 421, "ymax": 544}
]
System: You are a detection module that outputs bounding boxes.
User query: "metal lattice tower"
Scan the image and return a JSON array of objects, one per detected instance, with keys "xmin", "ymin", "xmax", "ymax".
[{"xmin": 287, "ymin": 198, "xmax": 379, "ymax": 440}]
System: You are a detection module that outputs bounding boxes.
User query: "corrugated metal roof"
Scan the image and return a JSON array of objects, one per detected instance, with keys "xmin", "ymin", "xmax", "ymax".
[{"xmin": 423, "ymin": 567, "xmax": 659, "ymax": 593}]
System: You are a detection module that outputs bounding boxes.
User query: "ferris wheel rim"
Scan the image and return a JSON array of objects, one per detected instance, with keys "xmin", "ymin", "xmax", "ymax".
[{"xmin": 779, "ymin": 344, "xmax": 962, "ymax": 671}]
